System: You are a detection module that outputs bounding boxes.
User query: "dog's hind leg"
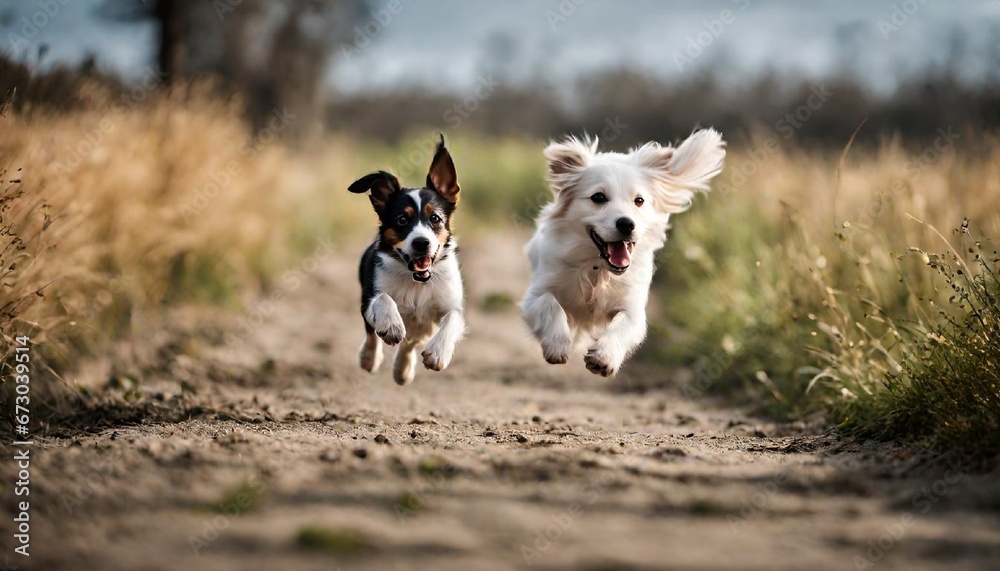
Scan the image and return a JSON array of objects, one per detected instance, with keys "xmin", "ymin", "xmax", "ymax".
[
  {"xmin": 358, "ymin": 322, "xmax": 384, "ymax": 372},
  {"xmin": 522, "ymin": 291, "xmax": 572, "ymax": 365},
  {"xmin": 393, "ymin": 338, "xmax": 420, "ymax": 385}
]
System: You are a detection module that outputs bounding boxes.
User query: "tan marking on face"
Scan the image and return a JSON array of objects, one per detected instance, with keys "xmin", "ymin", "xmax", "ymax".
[
  {"xmin": 404, "ymin": 206, "xmax": 415, "ymax": 217},
  {"xmin": 424, "ymin": 203, "xmax": 435, "ymax": 217},
  {"xmin": 434, "ymin": 225, "xmax": 450, "ymax": 245},
  {"xmin": 381, "ymin": 227, "xmax": 401, "ymax": 247}
]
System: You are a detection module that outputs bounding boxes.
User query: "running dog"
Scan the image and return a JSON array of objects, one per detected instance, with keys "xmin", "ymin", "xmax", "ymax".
[
  {"xmin": 349, "ymin": 136, "xmax": 465, "ymax": 385},
  {"xmin": 522, "ymin": 129, "xmax": 726, "ymax": 377}
]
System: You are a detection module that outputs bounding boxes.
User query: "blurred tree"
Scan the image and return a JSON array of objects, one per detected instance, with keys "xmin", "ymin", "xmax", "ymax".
[
  {"xmin": 96, "ymin": 0, "xmax": 188, "ymax": 84},
  {"xmin": 97, "ymin": 0, "xmax": 365, "ymax": 139}
]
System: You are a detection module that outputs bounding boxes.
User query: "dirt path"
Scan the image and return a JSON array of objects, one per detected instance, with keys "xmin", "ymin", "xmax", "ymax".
[{"xmin": 6, "ymin": 231, "xmax": 1000, "ymax": 571}]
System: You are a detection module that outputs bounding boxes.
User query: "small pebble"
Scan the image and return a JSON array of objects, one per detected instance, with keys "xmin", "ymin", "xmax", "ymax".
[
  {"xmin": 374, "ymin": 434, "xmax": 390, "ymax": 445},
  {"xmin": 352, "ymin": 448, "xmax": 368, "ymax": 459}
]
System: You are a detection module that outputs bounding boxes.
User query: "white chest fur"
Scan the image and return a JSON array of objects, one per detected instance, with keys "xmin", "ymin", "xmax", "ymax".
[{"xmin": 374, "ymin": 249, "xmax": 464, "ymax": 337}]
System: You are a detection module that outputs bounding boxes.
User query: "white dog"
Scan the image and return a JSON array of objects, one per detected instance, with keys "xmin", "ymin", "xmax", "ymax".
[{"xmin": 522, "ymin": 129, "xmax": 726, "ymax": 376}]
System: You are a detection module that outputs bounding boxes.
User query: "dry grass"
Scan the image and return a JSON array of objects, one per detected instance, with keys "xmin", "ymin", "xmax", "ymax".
[
  {"xmin": 652, "ymin": 131, "xmax": 1000, "ymax": 454},
  {"xmin": 0, "ymin": 80, "xmax": 368, "ymax": 418}
]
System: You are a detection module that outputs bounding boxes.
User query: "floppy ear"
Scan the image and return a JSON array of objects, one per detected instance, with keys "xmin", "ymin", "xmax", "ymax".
[
  {"xmin": 348, "ymin": 170, "xmax": 401, "ymax": 211},
  {"xmin": 426, "ymin": 134, "xmax": 460, "ymax": 204},
  {"xmin": 632, "ymin": 128, "xmax": 726, "ymax": 213},
  {"xmin": 543, "ymin": 135, "xmax": 598, "ymax": 194}
]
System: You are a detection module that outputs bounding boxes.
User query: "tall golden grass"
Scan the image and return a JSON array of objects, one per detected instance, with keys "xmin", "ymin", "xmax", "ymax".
[{"xmin": 0, "ymin": 81, "xmax": 368, "ymax": 415}]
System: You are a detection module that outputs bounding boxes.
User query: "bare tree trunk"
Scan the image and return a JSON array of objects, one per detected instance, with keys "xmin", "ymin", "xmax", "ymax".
[{"xmin": 155, "ymin": 0, "xmax": 186, "ymax": 84}]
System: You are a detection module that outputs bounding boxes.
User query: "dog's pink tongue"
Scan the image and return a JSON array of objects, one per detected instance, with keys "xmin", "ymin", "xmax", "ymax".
[
  {"xmin": 608, "ymin": 242, "xmax": 630, "ymax": 268},
  {"xmin": 413, "ymin": 256, "xmax": 432, "ymax": 271}
]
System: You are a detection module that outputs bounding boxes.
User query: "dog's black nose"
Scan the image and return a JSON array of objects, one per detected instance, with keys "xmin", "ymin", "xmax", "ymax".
[
  {"xmin": 412, "ymin": 237, "xmax": 431, "ymax": 252},
  {"xmin": 616, "ymin": 217, "xmax": 635, "ymax": 236}
]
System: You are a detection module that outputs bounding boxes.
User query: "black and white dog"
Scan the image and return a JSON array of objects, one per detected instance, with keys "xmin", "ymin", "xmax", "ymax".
[{"xmin": 349, "ymin": 136, "xmax": 465, "ymax": 385}]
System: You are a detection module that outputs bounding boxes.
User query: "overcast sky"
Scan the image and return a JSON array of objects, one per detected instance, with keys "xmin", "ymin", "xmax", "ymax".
[{"xmin": 2, "ymin": 0, "xmax": 998, "ymax": 94}]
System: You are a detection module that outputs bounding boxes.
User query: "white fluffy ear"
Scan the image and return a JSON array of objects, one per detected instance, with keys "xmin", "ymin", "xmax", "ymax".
[
  {"xmin": 543, "ymin": 135, "xmax": 598, "ymax": 194},
  {"xmin": 633, "ymin": 128, "xmax": 726, "ymax": 213}
]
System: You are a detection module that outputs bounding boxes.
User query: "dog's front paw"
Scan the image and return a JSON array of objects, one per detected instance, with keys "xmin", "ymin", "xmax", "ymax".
[
  {"xmin": 542, "ymin": 335, "xmax": 573, "ymax": 365},
  {"xmin": 541, "ymin": 337, "xmax": 571, "ymax": 365},
  {"xmin": 374, "ymin": 318, "xmax": 405, "ymax": 346},
  {"xmin": 421, "ymin": 346, "xmax": 452, "ymax": 372},
  {"xmin": 584, "ymin": 347, "xmax": 619, "ymax": 377}
]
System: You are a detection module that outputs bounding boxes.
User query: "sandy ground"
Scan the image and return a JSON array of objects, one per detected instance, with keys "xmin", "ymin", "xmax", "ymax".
[{"xmin": 3, "ymin": 230, "xmax": 1000, "ymax": 571}]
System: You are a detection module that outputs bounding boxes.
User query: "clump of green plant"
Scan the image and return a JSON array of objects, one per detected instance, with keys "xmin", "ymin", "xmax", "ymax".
[
  {"xmin": 294, "ymin": 525, "xmax": 371, "ymax": 554},
  {"xmin": 208, "ymin": 478, "xmax": 266, "ymax": 514},
  {"xmin": 647, "ymin": 196, "xmax": 835, "ymax": 416},
  {"xmin": 480, "ymin": 291, "xmax": 515, "ymax": 312},
  {"xmin": 417, "ymin": 455, "xmax": 457, "ymax": 478},
  {"xmin": 830, "ymin": 222, "xmax": 1000, "ymax": 454},
  {"xmin": 394, "ymin": 490, "xmax": 425, "ymax": 516}
]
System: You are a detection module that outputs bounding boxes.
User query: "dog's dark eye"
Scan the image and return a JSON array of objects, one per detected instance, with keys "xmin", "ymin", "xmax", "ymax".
[
  {"xmin": 395, "ymin": 215, "xmax": 409, "ymax": 226},
  {"xmin": 429, "ymin": 213, "xmax": 442, "ymax": 225},
  {"xmin": 634, "ymin": 196, "xmax": 645, "ymax": 206},
  {"xmin": 590, "ymin": 192, "xmax": 608, "ymax": 204}
]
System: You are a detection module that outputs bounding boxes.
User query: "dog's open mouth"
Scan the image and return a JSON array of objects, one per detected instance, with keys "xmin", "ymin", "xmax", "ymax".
[
  {"xmin": 590, "ymin": 229, "xmax": 634, "ymax": 275},
  {"xmin": 409, "ymin": 256, "xmax": 433, "ymax": 283}
]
